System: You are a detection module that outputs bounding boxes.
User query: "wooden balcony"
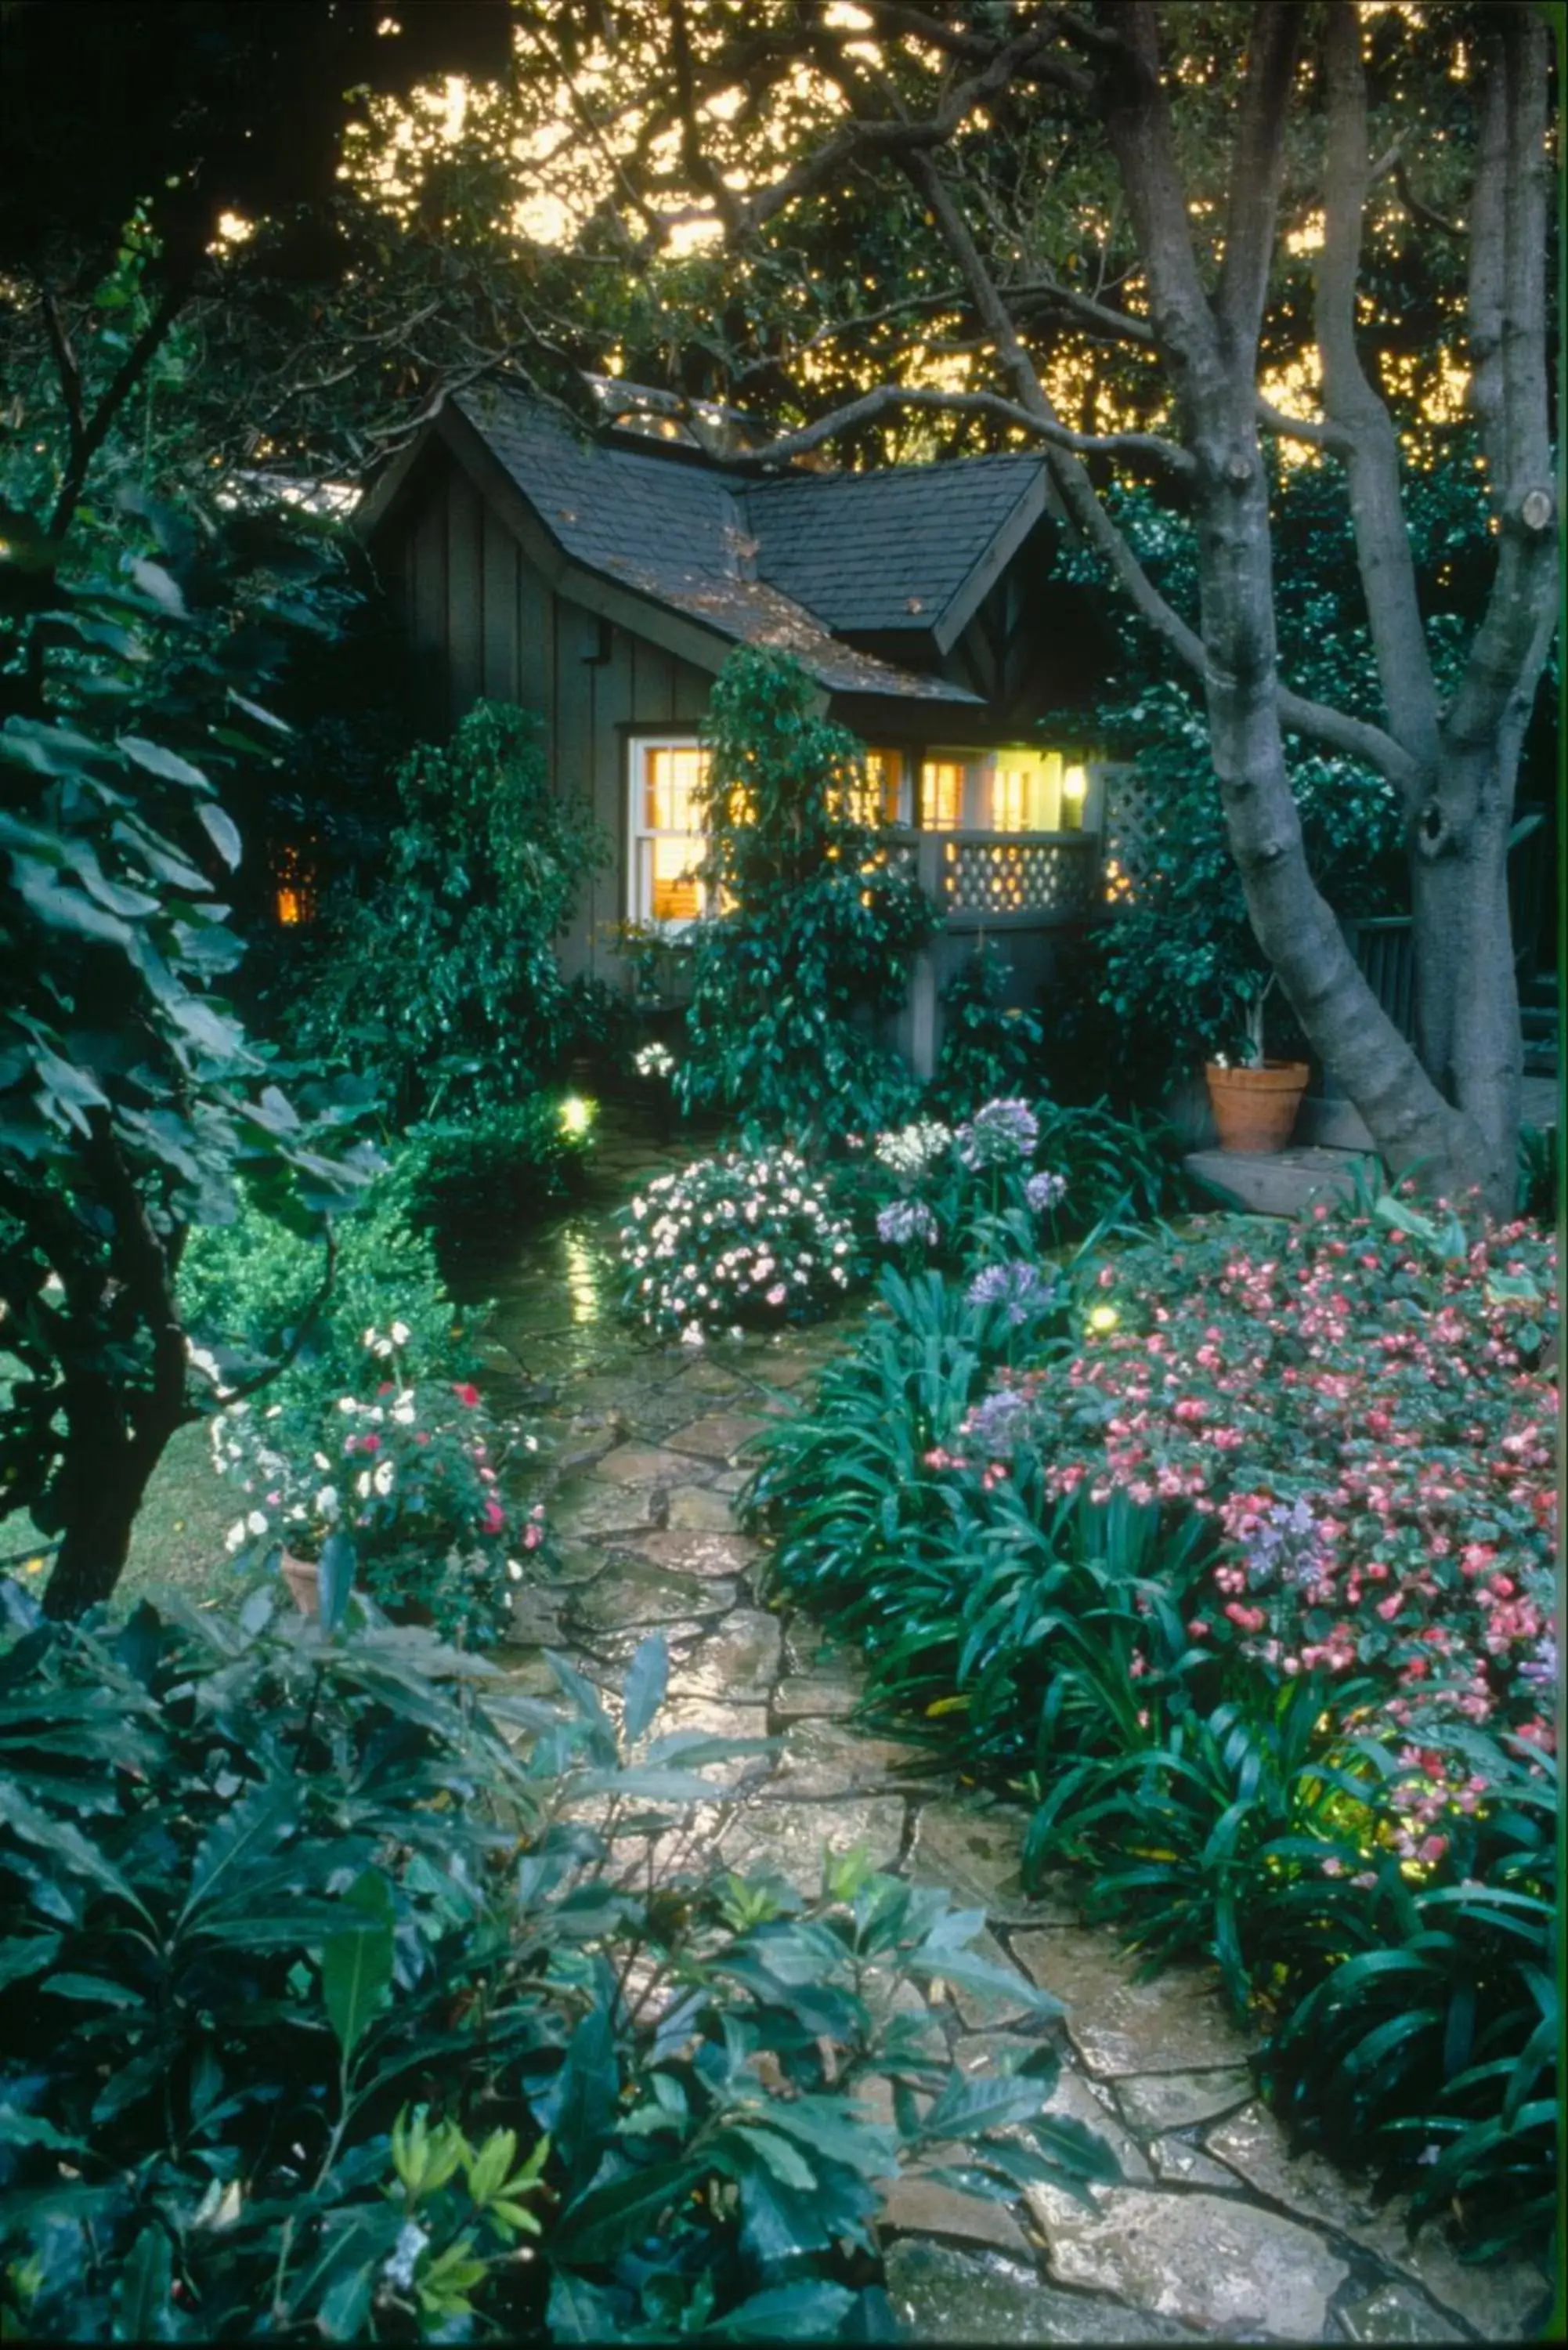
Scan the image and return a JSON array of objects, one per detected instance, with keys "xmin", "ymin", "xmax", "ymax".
[{"xmin": 885, "ymin": 828, "xmax": 1102, "ymax": 926}]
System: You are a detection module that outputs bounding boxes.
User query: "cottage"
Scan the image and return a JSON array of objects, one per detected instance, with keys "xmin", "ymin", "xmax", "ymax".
[{"xmin": 357, "ymin": 378, "xmax": 1140, "ymax": 1075}]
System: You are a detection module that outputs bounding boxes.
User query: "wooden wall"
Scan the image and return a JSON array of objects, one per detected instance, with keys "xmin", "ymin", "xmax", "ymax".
[{"xmin": 386, "ymin": 450, "xmax": 716, "ymax": 984}]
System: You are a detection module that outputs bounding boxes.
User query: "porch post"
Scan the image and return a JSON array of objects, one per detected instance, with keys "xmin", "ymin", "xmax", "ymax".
[{"xmin": 909, "ymin": 833, "xmax": 945, "ymax": 1080}]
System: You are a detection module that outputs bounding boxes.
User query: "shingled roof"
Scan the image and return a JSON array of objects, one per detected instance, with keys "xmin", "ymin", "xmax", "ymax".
[
  {"xmin": 744, "ymin": 456, "xmax": 1045, "ymax": 640},
  {"xmin": 435, "ymin": 382, "xmax": 1048, "ymax": 703}
]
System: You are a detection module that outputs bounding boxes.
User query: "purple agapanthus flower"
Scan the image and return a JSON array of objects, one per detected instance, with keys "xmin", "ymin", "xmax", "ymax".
[
  {"xmin": 1025, "ymin": 1169, "xmax": 1068, "ymax": 1214},
  {"xmin": 963, "ymin": 1384, "xmax": 1031, "ymax": 1460},
  {"xmin": 966, "ymin": 1260, "xmax": 1055, "ymax": 1325},
  {"xmin": 877, "ymin": 1198, "xmax": 939, "ymax": 1249},
  {"xmin": 956, "ymin": 1098, "xmax": 1039, "ymax": 1170},
  {"xmin": 1241, "ymin": 1497, "xmax": 1324, "ymax": 1593},
  {"xmin": 1519, "ymin": 1634, "xmax": 1559, "ymax": 1689}
]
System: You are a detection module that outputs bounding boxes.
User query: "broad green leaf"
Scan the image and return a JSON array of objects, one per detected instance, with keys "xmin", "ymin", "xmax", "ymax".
[
  {"xmin": 621, "ymin": 1632, "xmax": 669, "ymax": 1744},
  {"xmin": 180, "ymin": 1780, "xmax": 301, "ymax": 1924},
  {"xmin": 114, "ymin": 2222, "xmax": 173, "ymax": 2342},
  {"xmin": 703, "ymin": 2280, "xmax": 857, "ymax": 2341},
  {"xmin": 119, "ymin": 736, "xmax": 209, "ymax": 789},
  {"xmin": 321, "ymin": 1878, "xmax": 395, "ymax": 2059},
  {"xmin": 197, "ymin": 802, "xmax": 243, "ymax": 870},
  {"xmin": 553, "ymin": 2156, "xmax": 707, "ymax": 2261}
]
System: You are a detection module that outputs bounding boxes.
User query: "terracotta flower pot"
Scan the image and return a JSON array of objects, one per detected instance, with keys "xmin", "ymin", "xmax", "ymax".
[
  {"xmin": 1204, "ymin": 1060, "xmax": 1310, "ymax": 1155},
  {"xmin": 280, "ymin": 1551, "xmax": 320, "ymax": 1618}
]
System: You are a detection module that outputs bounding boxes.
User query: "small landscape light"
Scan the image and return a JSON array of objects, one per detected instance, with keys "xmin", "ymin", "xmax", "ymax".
[
  {"xmin": 558, "ymin": 1095, "xmax": 595, "ymax": 1137},
  {"xmin": 1088, "ymin": 1303, "xmax": 1119, "ymax": 1333}
]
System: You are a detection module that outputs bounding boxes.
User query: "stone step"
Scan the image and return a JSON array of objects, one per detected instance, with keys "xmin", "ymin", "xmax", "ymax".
[{"xmin": 1183, "ymin": 1144, "xmax": 1379, "ymax": 1219}]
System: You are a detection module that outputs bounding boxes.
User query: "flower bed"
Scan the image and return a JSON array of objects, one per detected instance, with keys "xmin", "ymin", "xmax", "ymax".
[
  {"xmin": 988, "ymin": 1191, "xmax": 1557, "ymax": 1751},
  {"xmin": 742, "ymin": 1186, "xmax": 1559, "ymax": 2260},
  {"xmin": 616, "ymin": 1148, "xmax": 855, "ymax": 1338}
]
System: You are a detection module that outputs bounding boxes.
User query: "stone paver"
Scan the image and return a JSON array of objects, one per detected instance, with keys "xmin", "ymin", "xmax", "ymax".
[
  {"xmin": 482, "ymin": 1105, "xmax": 1547, "ymax": 2346},
  {"xmin": 885, "ymin": 2240, "xmax": 1199, "ymax": 2343},
  {"xmin": 1024, "ymin": 2179, "xmax": 1350, "ymax": 2340},
  {"xmin": 1010, "ymin": 1929, "xmax": 1258, "ymax": 2077},
  {"xmin": 664, "ymin": 1411, "xmax": 770, "ymax": 1460}
]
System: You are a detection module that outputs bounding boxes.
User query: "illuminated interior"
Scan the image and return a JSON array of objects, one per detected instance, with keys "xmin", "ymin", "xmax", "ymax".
[
  {"xmin": 272, "ymin": 842, "xmax": 318, "ymax": 927},
  {"xmin": 919, "ymin": 760, "xmax": 966, "ymax": 830}
]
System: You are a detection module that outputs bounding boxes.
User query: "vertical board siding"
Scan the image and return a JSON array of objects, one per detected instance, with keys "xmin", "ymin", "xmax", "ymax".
[
  {"xmin": 408, "ymin": 486, "xmax": 449, "ymax": 734},
  {"xmin": 387, "ymin": 457, "xmax": 722, "ymax": 978},
  {"xmin": 480, "ymin": 500, "xmax": 518, "ymax": 703},
  {"xmin": 446, "ymin": 471, "xmax": 484, "ymax": 721}
]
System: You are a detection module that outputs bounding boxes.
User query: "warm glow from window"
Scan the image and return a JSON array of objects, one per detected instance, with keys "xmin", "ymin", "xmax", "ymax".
[
  {"xmin": 273, "ymin": 842, "xmax": 317, "ymax": 927},
  {"xmin": 920, "ymin": 761, "xmax": 966, "ymax": 830},
  {"xmin": 992, "ymin": 768, "xmax": 1028, "ymax": 831},
  {"xmin": 843, "ymin": 749, "xmax": 904, "ymax": 828},
  {"xmin": 634, "ymin": 743, "xmax": 710, "ymax": 926}
]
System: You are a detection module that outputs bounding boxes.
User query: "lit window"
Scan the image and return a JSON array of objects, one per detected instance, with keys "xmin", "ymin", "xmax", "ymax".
[
  {"xmin": 919, "ymin": 760, "xmax": 966, "ymax": 830},
  {"xmin": 840, "ymin": 749, "xmax": 904, "ymax": 830},
  {"xmin": 992, "ymin": 768, "xmax": 1028, "ymax": 831},
  {"xmin": 272, "ymin": 841, "xmax": 318, "ymax": 927},
  {"xmin": 630, "ymin": 741, "xmax": 710, "ymax": 927}
]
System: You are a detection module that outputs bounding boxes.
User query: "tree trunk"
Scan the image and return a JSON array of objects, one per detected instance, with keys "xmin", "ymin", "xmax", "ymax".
[{"xmin": 39, "ymin": 1384, "xmax": 173, "ymax": 1621}]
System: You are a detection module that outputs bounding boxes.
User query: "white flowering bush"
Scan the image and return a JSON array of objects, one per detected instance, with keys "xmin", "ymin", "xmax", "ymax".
[
  {"xmin": 633, "ymin": 1040, "xmax": 677, "ymax": 1081},
  {"xmin": 212, "ymin": 1325, "xmax": 548, "ymax": 1645},
  {"xmin": 616, "ymin": 1149, "xmax": 856, "ymax": 1337}
]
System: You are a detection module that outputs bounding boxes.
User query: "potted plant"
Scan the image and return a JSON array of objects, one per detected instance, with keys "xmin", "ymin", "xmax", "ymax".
[
  {"xmin": 1204, "ymin": 977, "xmax": 1310, "ymax": 1154},
  {"xmin": 213, "ymin": 1326, "xmax": 550, "ymax": 1646}
]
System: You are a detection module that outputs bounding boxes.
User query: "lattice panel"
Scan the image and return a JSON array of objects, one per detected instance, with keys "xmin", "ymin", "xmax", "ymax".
[
  {"xmin": 942, "ymin": 837, "xmax": 1097, "ymax": 918},
  {"xmin": 1100, "ymin": 765, "xmax": 1161, "ymax": 900}
]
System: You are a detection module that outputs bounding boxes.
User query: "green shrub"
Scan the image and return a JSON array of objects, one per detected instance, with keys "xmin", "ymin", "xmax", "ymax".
[
  {"xmin": 293, "ymin": 702, "xmax": 606, "ymax": 1123},
  {"xmin": 929, "ymin": 944, "xmax": 1044, "ymax": 1115},
  {"xmin": 388, "ymin": 1097, "xmax": 596, "ymax": 1233},
  {"xmin": 0, "ymin": 1590, "xmax": 1118, "ymax": 2341},
  {"xmin": 676, "ymin": 649, "xmax": 934, "ymax": 1145},
  {"xmin": 179, "ymin": 1180, "xmax": 475, "ymax": 1419}
]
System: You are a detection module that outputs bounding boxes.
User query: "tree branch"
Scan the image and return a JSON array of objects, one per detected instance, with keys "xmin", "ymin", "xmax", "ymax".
[
  {"xmin": 903, "ymin": 147, "xmax": 1419, "ymax": 795},
  {"xmin": 726, "ymin": 379, "xmax": 1194, "ymax": 476},
  {"xmin": 1393, "ymin": 155, "xmax": 1463, "ymax": 240},
  {"xmin": 1443, "ymin": 6, "xmax": 1558, "ymax": 761},
  {"xmin": 1317, "ymin": 0, "xmax": 1440, "ymax": 789},
  {"xmin": 1216, "ymin": 5, "xmax": 1303, "ymax": 357},
  {"xmin": 44, "ymin": 273, "xmax": 193, "ymax": 543}
]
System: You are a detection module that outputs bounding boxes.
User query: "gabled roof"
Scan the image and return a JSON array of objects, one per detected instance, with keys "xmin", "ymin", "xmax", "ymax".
[
  {"xmin": 362, "ymin": 380, "xmax": 1051, "ymax": 706},
  {"xmin": 744, "ymin": 455, "xmax": 1046, "ymax": 645}
]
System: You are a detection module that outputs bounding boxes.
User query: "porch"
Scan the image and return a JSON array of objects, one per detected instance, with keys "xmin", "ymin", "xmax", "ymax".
[{"xmin": 886, "ymin": 828, "xmax": 1103, "ymax": 1079}]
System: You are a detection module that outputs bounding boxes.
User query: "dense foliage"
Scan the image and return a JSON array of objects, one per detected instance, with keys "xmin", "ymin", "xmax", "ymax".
[
  {"xmin": 0, "ymin": 1589, "xmax": 1118, "ymax": 2341},
  {"xmin": 0, "ymin": 462, "xmax": 375, "ymax": 1620},
  {"xmin": 293, "ymin": 703, "xmax": 605, "ymax": 1126},
  {"xmin": 742, "ymin": 1188, "xmax": 1559, "ymax": 2262},
  {"xmin": 675, "ymin": 651, "xmax": 934, "ymax": 1146},
  {"xmin": 179, "ymin": 1184, "xmax": 476, "ymax": 1423},
  {"xmin": 930, "ymin": 945, "xmax": 1046, "ymax": 1116}
]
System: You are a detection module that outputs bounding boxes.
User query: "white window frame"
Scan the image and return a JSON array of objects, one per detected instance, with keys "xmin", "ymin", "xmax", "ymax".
[{"xmin": 627, "ymin": 735, "xmax": 710, "ymax": 932}]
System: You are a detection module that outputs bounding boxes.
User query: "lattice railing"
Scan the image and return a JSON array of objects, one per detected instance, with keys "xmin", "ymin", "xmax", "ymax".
[
  {"xmin": 876, "ymin": 830, "xmax": 1100, "ymax": 922},
  {"xmin": 1100, "ymin": 765, "xmax": 1158, "ymax": 900},
  {"xmin": 941, "ymin": 833, "xmax": 1099, "ymax": 918}
]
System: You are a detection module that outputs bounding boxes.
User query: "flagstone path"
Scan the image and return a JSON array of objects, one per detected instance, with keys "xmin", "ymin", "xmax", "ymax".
[{"xmin": 458, "ymin": 1108, "xmax": 1550, "ymax": 2348}]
